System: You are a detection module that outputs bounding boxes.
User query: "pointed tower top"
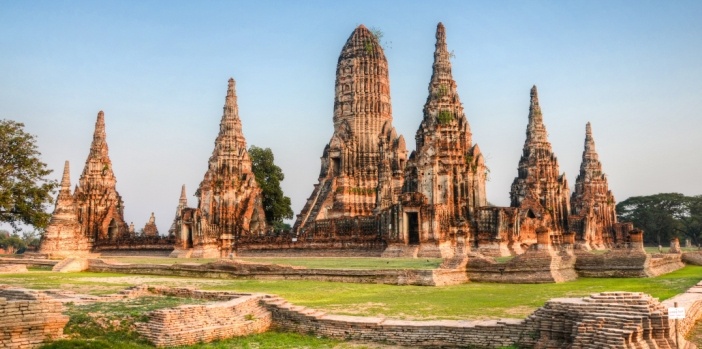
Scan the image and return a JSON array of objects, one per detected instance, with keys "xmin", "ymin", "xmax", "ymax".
[
  {"xmin": 340, "ymin": 24, "xmax": 385, "ymax": 60},
  {"xmin": 179, "ymin": 184, "xmax": 187, "ymax": 205},
  {"xmin": 529, "ymin": 85, "xmax": 541, "ymax": 121},
  {"xmin": 224, "ymin": 77, "xmax": 238, "ymax": 118},
  {"xmin": 60, "ymin": 160, "xmax": 71, "ymax": 189},
  {"xmin": 422, "ymin": 22, "xmax": 455, "ymax": 104},
  {"xmin": 149, "ymin": 212, "xmax": 155, "ymax": 224},
  {"xmin": 88, "ymin": 110, "xmax": 109, "ymax": 158},
  {"xmin": 583, "ymin": 122, "xmax": 598, "ymax": 159},
  {"xmin": 585, "ymin": 122, "xmax": 595, "ymax": 149},
  {"xmin": 436, "ymin": 22, "xmax": 446, "ymax": 44}
]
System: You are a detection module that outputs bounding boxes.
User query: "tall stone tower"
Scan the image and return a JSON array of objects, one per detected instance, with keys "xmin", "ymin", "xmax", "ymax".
[
  {"xmin": 392, "ymin": 23, "xmax": 486, "ymax": 256},
  {"xmin": 73, "ymin": 111, "xmax": 129, "ymax": 243},
  {"xmin": 38, "ymin": 161, "xmax": 90, "ymax": 257},
  {"xmin": 294, "ymin": 25, "xmax": 406, "ymax": 232},
  {"xmin": 174, "ymin": 78, "xmax": 266, "ymax": 258},
  {"xmin": 570, "ymin": 122, "xmax": 617, "ymax": 248},
  {"xmin": 510, "ymin": 87, "xmax": 570, "ymax": 234}
]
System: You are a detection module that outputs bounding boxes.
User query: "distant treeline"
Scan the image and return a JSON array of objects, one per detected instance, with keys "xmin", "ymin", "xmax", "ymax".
[{"xmin": 616, "ymin": 193, "xmax": 702, "ymax": 246}]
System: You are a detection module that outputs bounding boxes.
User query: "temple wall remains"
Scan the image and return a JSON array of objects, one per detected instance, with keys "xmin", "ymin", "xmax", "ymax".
[
  {"xmin": 136, "ymin": 293, "xmax": 271, "ymax": 347},
  {"xmin": 0, "ymin": 288, "xmax": 69, "ymax": 349}
]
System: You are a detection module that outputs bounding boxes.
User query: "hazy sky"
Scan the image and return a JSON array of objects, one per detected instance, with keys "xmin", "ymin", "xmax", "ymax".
[{"xmin": 1, "ymin": 1, "xmax": 701, "ymax": 232}]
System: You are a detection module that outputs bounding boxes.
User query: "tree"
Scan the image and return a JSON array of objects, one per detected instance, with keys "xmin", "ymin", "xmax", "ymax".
[
  {"xmin": 0, "ymin": 230, "xmax": 27, "ymax": 254},
  {"xmin": 248, "ymin": 146, "xmax": 293, "ymax": 230},
  {"xmin": 0, "ymin": 119, "xmax": 58, "ymax": 231},
  {"xmin": 616, "ymin": 193, "xmax": 701, "ymax": 246}
]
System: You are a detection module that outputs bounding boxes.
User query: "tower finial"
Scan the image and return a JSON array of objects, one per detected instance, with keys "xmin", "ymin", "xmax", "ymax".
[
  {"xmin": 60, "ymin": 161, "xmax": 71, "ymax": 189},
  {"xmin": 179, "ymin": 184, "xmax": 187, "ymax": 205},
  {"xmin": 584, "ymin": 122, "xmax": 597, "ymax": 155}
]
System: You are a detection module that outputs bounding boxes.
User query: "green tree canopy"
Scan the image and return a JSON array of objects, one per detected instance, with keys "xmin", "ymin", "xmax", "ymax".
[
  {"xmin": 248, "ymin": 145, "xmax": 293, "ymax": 230},
  {"xmin": 0, "ymin": 119, "xmax": 57, "ymax": 231},
  {"xmin": 616, "ymin": 193, "xmax": 702, "ymax": 246}
]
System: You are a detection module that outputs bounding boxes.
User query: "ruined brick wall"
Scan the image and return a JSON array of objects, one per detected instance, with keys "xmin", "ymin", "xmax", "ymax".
[
  {"xmin": 0, "ymin": 288, "xmax": 69, "ymax": 349},
  {"xmin": 574, "ymin": 249, "xmax": 650, "ymax": 277},
  {"xmin": 252, "ymin": 216, "xmax": 385, "ymax": 253},
  {"xmin": 136, "ymin": 294, "xmax": 271, "ymax": 347},
  {"xmin": 683, "ymin": 251, "xmax": 702, "ymax": 265},
  {"xmin": 526, "ymin": 292, "xmax": 677, "ymax": 349},
  {"xmin": 262, "ymin": 296, "xmax": 534, "ymax": 348},
  {"xmin": 575, "ymin": 249, "xmax": 684, "ymax": 277},
  {"xmin": 87, "ymin": 259, "xmax": 448, "ymax": 286},
  {"xmin": 647, "ymin": 253, "xmax": 686, "ymax": 276},
  {"xmin": 466, "ymin": 248, "xmax": 577, "ymax": 284}
]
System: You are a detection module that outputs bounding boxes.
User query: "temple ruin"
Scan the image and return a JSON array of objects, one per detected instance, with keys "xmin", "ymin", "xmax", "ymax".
[
  {"xmin": 379, "ymin": 23, "xmax": 486, "ymax": 258},
  {"xmin": 568, "ymin": 122, "xmax": 621, "ymax": 249},
  {"xmin": 170, "ymin": 78, "xmax": 267, "ymax": 258},
  {"xmin": 39, "ymin": 112, "xmax": 131, "ymax": 257},
  {"xmin": 40, "ymin": 22, "xmax": 639, "ymax": 260},
  {"xmin": 293, "ymin": 25, "xmax": 407, "ymax": 234},
  {"xmin": 289, "ymin": 23, "xmax": 634, "ymax": 258}
]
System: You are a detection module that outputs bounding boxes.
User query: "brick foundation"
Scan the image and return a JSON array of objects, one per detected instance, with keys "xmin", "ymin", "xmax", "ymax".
[{"xmin": 0, "ymin": 288, "xmax": 69, "ymax": 349}]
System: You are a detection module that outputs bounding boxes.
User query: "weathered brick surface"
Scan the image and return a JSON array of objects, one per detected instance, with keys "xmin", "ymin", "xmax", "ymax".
[
  {"xmin": 264, "ymin": 289, "xmax": 702, "ymax": 348},
  {"xmin": 262, "ymin": 296, "xmax": 534, "ymax": 348},
  {"xmin": 0, "ymin": 288, "xmax": 69, "ymax": 349},
  {"xmin": 467, "ymin": 246, "xmax": 577, "ymax": 284},
  {"xmin": 575, "ymin": 249, "xmax": 684, "ymax": 277},
  {"xmin": 682, "ymin": 251, "xmax": 702, "ymax": 266},
  {"xmin": 136, "ymin": 293, "xmax": 271, "ymax": 347},
  {"xmin": 87, "ymin": 259, "xmax": 458, "ymax": 286},
  {"xmin": 0, "ymin": 264, "xmax": 27, "ymax": 273}
]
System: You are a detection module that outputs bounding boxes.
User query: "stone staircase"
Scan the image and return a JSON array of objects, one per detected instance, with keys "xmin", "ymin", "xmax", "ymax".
[
  {"xmin": 51, "ymin": 258, "xmax": 88, "ymax": 272},
  {"xmin": 293, "ymin": 179, "xmax": 333, "ymax": 232}
]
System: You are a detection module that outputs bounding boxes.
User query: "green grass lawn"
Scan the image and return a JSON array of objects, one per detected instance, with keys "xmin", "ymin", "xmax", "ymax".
[
  {"xmin": 106, "ymin": 256, "xmax": 443, "ymax": 270},
  {"xmin": 2, "ymin": 265, "xmax": 700, "ymax": 320},
  {"xmin": 1, "ymin": 264, "xmax": 699, "ymax": 348}
]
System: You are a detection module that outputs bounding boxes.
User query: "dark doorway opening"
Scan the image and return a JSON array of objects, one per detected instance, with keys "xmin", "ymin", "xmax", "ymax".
[
  {"xmin": 332, "ymin": 157, "xmax": 341, "ymax": 176},
  {"xmin": 185, "ymin": 224, "xmax": 193, "ymax": 248},
  {"xmin": 407, "ymin": 212, "xmax": 419, "ymax": 245}
]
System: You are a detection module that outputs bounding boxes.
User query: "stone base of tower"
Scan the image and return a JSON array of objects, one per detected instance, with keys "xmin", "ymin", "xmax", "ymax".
[
  {"xmin": 190, "ymin": 243, "xmax": 221, "ymax": 259},
  {"xmin": 466, "ymin": 247, "xmax": 577, "ymax": 283},
  {"xmin": 37, "ymin": 237, "xmax": 92, "ymax": 260},
  {"xmin": 475, "ymin": 240, "xmax": 512, "ymax": 257},
  {"xmin": 381, "ymin": 244, "xmax": 419, "ymax": 258}
]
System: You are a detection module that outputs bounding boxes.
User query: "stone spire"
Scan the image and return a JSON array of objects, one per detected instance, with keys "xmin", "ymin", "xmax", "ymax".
[
  {"xmin": 73, "ymin": 110, "xmax": 128, "ymax": 242},
  {"xmin": 179, "ymin": 184, "xmax": 187, "ymax": 207},
  {"xmin": 525, "ymin": 86, "xmax": 549, "ymax": 148},
  {"xmin": 294, "ymin": 24, "xmax": 406, "ymax": 232},
  {"xmin": 38, "ymin": 161, "xmax": 89, "ymax": 257},
  {"xmin": 571, "ymin": 122, "xmax": 618, "ymax": 247},
  {"xmin": 404, "ymin": 22, "xmax": 486, "ymax": 225},
  {"xmin": 510, "ymin": 86, "xmax": 570, "ymax": 232},
  {"xmin": 195, "ymin": 78, "xmax": 266, "ymax": 239},
  {"xmin": 142, "ymin": 212, "xmax": 159, "ymax": 237}
]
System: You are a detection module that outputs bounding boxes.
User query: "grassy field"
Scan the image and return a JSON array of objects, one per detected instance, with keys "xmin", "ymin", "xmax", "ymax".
[
  {"xmin": 1, "ymin": 263, "xmax": 700, "ymax": 348},
  {"xmin": 2, "ymin": 265, "xmax": 700, "ymax": 320},
  {"xmin": 105, "ymin": 256, "xmax": 443, "ymax": 270}
]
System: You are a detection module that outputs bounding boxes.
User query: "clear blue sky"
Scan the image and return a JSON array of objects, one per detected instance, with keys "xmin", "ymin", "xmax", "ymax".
[{"xmin": 2, "ymin": 1, "xmax": 701, "ymax": 232}]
